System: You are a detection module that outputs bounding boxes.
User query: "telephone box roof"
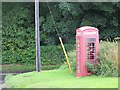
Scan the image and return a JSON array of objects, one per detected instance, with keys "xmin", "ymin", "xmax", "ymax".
[{"xmin": 79, "ymin": 26, "xmax": 99, "ymax": 31}]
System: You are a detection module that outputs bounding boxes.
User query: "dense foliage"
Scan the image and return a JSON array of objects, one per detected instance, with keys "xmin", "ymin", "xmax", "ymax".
[
  {"xmin": 41, "ymin": 2, "xmax": 120, "ymax": 44},
  {"xmin": 2, "ymin": 42, "xmax": 74, "ymax": 65},
  {"xmin": 70, "ymin": 41, "xmax": 118, "ymax": 77},
  {"xmin": 2, "ymin": 3, "xmax": 35, "ymax": 65},
  {"xmin": 2, "ymin": 2, "xmax": 119, "ymax": 65},
  {"xmin": 86, "ymin": 58, "xmax": 118, "ymax": 77}
]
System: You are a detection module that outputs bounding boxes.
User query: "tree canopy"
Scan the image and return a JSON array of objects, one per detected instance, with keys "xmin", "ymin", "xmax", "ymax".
[
  {"xmin": 41, "ymin": 2, "xmax": 120, "ymax": 45},
  {"xmin": 3, "ymin": 2, "xmax": 120, "ymax": 46}
]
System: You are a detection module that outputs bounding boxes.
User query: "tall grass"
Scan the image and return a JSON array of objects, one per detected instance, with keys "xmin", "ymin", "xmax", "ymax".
[{"xmin": 99, "ymin": 41, "xmax": 118, "ymax": 70}]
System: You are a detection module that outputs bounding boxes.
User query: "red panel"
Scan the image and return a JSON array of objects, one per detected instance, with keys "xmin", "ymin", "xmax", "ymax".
[{"xmin": 76, "ymin": 26, "xmax": 99, "ymax": 77}]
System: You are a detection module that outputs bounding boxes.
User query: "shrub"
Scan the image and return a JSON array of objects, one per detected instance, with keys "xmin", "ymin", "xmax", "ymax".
[
  {"xmin": 69, "ymin": 41, "xmax": 118, "ymax": 77},
  {"xmin": 41, "ymin": 44, "xmax": 74, "ymax": 66},
  {"xmin": 59, "ymin": 50, "xmax": 76, "ymax": 75},
  {"xmin": 86, "ymin": 58, "xmax": 118, "ymax": 77},
  {"xmin": 40, "ymin": 45, "xmax": 64, "ymax": 65},
  {"xmin": 99, "ymin": 41, "xmax": 118, "ymax": 70},
  {"xmin": 68, "ymin": 50, "xmax": 76, "ymax": 71},
  {"xmin": 2, "ymin": 44, "xmax": 74, "ymax": 65},
  {"xmin": 95, "ymin": 41, "xmax": 118, "ymax": 76}
]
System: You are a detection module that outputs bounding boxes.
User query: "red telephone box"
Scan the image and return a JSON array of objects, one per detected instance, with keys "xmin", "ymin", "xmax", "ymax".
[{"xmin": 76, "ymin": 26, "xmax": 99, "ymax": 77}]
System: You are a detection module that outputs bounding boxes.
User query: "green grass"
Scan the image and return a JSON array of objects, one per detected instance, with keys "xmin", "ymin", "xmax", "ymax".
[{"xmin": 5, "ymin": 69, "xmax": 118, "ymax": 88}]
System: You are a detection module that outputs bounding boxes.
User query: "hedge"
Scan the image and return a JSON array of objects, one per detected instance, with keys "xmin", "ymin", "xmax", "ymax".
[
  {"xmin": 2, "ymin": 3, "xmax": 76, "ymax": 65},
  {"xmin": 2, "ymin": 44, "xmax": 75, "ymax": 65}
]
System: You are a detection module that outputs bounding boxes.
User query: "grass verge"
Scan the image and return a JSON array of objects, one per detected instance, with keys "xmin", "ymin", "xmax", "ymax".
[{"xmin": 5, "ymin": 69, "xmax": 118, "ymax": 88}]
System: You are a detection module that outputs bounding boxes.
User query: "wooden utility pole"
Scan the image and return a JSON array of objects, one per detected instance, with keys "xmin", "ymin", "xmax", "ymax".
[{"xmin": 35, "ymin": 0, "xmax": 40, "ymax": 72}]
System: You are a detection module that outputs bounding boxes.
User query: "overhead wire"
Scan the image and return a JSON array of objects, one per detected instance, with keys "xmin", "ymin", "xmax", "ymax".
[
  {"xmin": 46, "ymin": 2, "xmax": 73, "ymax": 74},
  {"xmin": 46, "ymin": 2, "xmax": 60, "ymax": 37}
]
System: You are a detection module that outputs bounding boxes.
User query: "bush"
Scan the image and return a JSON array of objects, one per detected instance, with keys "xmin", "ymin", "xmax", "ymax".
[
  {"xmin": 58, "ymin": 50, "xmax": 76, "ymax": 75},
  {"xmin": 95, "ymin": 41, "xmax": 118, "ymax": 76},
  {"xmin": 98, "ymin": 41, "xmax": 118, "ymax": 70},
  {"xmin": 86, "ymin": 58, "xmax": 118, "ymax": 77},
  {"xmin": 2, "ymin": 44, "xmax": 75, "ymax": 65},
  {"xmin": 69, "ymin": 41, "xmax": 118, "ymax": 77},
  {"xmin": 40, "ymin": 45, "xmax": 65, "ymax": 65}
]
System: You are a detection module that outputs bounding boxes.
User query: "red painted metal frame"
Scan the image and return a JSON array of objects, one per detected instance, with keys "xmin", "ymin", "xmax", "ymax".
[{"xmin": 76, "ymin": 26, "xmax": 99, "ymax": 77}]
